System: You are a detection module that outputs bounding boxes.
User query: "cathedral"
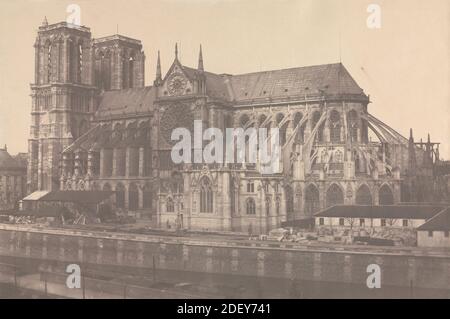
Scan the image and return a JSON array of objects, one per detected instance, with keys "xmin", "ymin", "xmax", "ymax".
[{"xmin": 28, "ymin": 19, "xmax": 447, "ymax": 233}]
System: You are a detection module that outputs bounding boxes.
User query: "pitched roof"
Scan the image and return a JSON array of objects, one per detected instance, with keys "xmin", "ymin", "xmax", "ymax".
[
  {"xmin": 95, "ymin": 86, "xmax": 155, "ymax": 119},
  {"xmin": 315, "ymin": 205, "xmax": 447, "ymax": 220},
  {"xmin": 93, "ymin": 62, "xmax": 367, "ymax": 119},
  {"xmin": 22, "ymin": 190, "xmax": 50, "ymax": 201},
  {"xmin": 181, "ymin": 63, "xmax": 367, "ymax": 103},
  {"xmin": 181, "ymin": 65, "xmax": 232, "ymax": 101},
  {"xmin": 24, "ymin": 191, "xmax": 115, "ymax": 204},
  {"xmin": 417, "ymin": 208, "xmax": 450, "ymax": 231},
  {"xmin": 0, "ymin": 149, "xmax": 27, "ymax": 170},
  {"xmin": 228, "ymin": 63, "xmax": 365, "ymax": 103},
  {"xmin": 168, "ymin": 62, "xmax": 366, "ymax": 104}
]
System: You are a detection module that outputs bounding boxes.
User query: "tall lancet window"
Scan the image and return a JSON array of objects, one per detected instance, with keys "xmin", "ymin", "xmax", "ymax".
[
  {"xmin": 293, "ymin": 112, "xmax": 305, "ymax": 143},
  {"xmin": 166, "ymin": 197, "xmax": 174, "ymax": 213},
  {"xmin": 312, "ymin": 111, "xmax": 324, "ymax": 142},
  {"xmin": 129, "ymin": 54, "xmax": 135, "ymax": 88},
  {"xmin": 122, "ymin": 54, "xmax": 127, "ymax": 88},
  {"xmin": 77, "ymin": 41, "xmax": 83, "ymax": 83},
  {"xmin": 348, "ymin": 110, "xmax": 358, "ymax": 142},
  {"xmin": 47, "ymin": 44, "xmax": 52, "ymax": 83},
  {"xmin": 68, "ymin": 39, "xmax": 77, "ymax": 83},
  {"xmin": 330, "ymin": 110, "xmax": 341, "ymax": 143},
  {"xmin": 246, "ymin": 198, "xmax": 256, "ymax": 215},
  {"xmin": 200, "ymin": 177, "xmax": 213, "ymax": 213},
  {"xmin": 103, "ymin": 50, "xmax": 112, "ymax": 90}
]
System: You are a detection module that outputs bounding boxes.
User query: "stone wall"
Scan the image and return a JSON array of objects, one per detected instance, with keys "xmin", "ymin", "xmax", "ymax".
[{"xmin": 0, "ymin": 225, "xmax": 449, "ymax": 292}]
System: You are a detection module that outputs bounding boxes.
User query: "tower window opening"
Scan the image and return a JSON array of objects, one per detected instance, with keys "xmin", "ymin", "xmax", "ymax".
[
  {"xmin": 129, "ymin": 56, "xmax": 134, "ymax": 88},
  {"xmin": 78, "ymin": 43, "xmax": 83, "ymax": 83},
  {"xmin": 47, "ymin": 45, "xmax": 52, "ymax": 83}
]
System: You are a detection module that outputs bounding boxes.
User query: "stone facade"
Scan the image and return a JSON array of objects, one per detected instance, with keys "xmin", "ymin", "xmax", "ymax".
[
  {"xmin": 28, "ymin": 20, "xmax": 444, "ymax": 233},
  {"xmin": 0, "ymin": 146, "xmax": 27, "ymax": 210},
  {"xmin": 28, "ymin": 20, "xmax": 144, "ymax": 192}
]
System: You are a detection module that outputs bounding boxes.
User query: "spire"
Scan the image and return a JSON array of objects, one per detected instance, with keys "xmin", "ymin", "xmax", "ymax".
[
  {"xmin": 423, "ymin": 133, "xmax": 433, "ymax": 167},
  {"xmin": 198, "ymin": 44, "xmax": 204, "ymax": 71},
  {"xmin": 426, "ymin": 133, "xmax": 431, "ymax": 154},
  {"xmin": 175, "ymin": 43, "xmax": 178, "ymax": 60},
  {"xmin": 42, "ymin": 16, "xmax": 48, "ymax": 27},
  {"xmin": 154, "ymin": 50, "xmax": 162, "ymax": 86},
  {"xmin": 408, "ymin": 128, "xmax": 417, "ymax": 174}
]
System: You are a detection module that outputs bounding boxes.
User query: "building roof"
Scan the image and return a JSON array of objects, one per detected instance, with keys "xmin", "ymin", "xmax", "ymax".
[
  {"xmin": 23, "ymin": 191, "xmax": 114, "ymax": 204},
  {"xmin": 315, "ymin": 205, "xmax": 447, "ymax": 220},
  {"xmin": 182, "ymin": 62, "xmax": 367, "ymax": 104},
  {"xmin": 0, "ymin": 148, "xmax": 27, "ymax": 170},
  {"xmin": 95, "ymin": 86, "xmax": 155, "ymax": 120},
  {"xmin": 417, "ymin": 208, "xmax": 450, "ymax": 231},
  {"xmin": 228, "ymin": 63, "xmax": 366, "ymax": 104},
  {"xmin": 22, "ymin": 190, "xmax": 50, "ymax": 201},
  {"xmin": 93, "ymin": 62, "xmax": 367, "ymax": 119},
  {"xmin": 93, "ymin": 34, "xmax": 142, "ymax": 47},
  {"xmin": 181, "ymin": 65, "xmax": 233, "ymax": 101}
]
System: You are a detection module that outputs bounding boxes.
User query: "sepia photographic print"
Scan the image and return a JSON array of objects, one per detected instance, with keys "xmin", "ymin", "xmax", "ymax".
[{"xmin": 0, "ymin": 0, "xmax": 449, "ymax": 308}]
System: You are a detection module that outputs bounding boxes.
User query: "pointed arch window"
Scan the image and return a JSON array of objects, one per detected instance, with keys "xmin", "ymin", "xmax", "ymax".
[
  {"xmin": 115, "ymin": 183, "xmax": 125, "ymax": 209},
  {"xmin": 265, "ymin": 196, "xmax": 271, "ymax": 216},
  {"xmin": 200, "ymin": 177, "xmax": 213, "ymax": 213},
  {"xmin": 312, "ymin": 111, "xmax": 324, "ymax": 142},
  {"xmin": 276, "ymin": 113, "xmax": 286, "ymax": 145},
  {"xmin": 333, "ymin": 150, "xmax": 343, "ymax": 163},
  {"xmin": 47, "ymin": 44, "xmax": 52, "ymax": 83},
  {"xmin": 122, "ymin": 53, "xmax": 129, "ymax": 89},
  {"xmin": 230, "ymin": 177, "xmax": 236, "ymax": 215},
  {"xmin": 326, "ymin": 184, "xmax": 344, "ymax": 207},
  {"xmin": 258, "ymin": 114, "xmax": 267, "ymax": 127},
  {"xmin": 166, "ymin": 197, "xmax": 174, "ymax": 213},
  {"xmin": 305, "ymin": 184, "xmax": 320, "ymax": 217},
  {"xmin": 330, "ymin": 110, "xmax": 341, "ymax": 143},
  {"xmin": 128, "ymin": 183, "xmax": 139, "ymax": 211},
  {"xmin": 246, "ymin": 198, "xmax": 256, "ymax": 215},
  {"xmin": 285, "ymin": 186, "xmax": 294, "ymax": 220},
  {"xmin": 129, "ymin": 54, "xmax": 135, "ymax": 88},
  {"xmin": 143, "ymin": 183, "xmax": 153, "ymax": 210},
  {"xmin": 77, "ymin": 41, "xmax": 83, "ymax": 83},
  {"xmin": 101, "ymin": 50, "xmax": 112, "ymax": 90},
  {"xmin": 348, "ymin": 110, "xmax": 359, "ymax": 142},
  {"xmin": 293, "ymin": 112, "xmax": 305, "ymax": 143},
  {"xmin": 321, "ymin": 149, "xmax": 329, "ymax": 163},
  {"xmin": 379, "ymin": 184, "xmax": 394, "ymax": 205},
  {"xmin": 240, "ymin": 114, "xmax": 250, "ymax": 127},
  {"xmin": 355, "ymin": 184, "xmax": 373, "ymax": 205}
]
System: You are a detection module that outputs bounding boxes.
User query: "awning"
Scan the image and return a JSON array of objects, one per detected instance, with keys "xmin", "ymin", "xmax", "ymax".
[
  {"xmin": 22, "ymin": 190, "xmax": 50, "ymax": 201},
  {"xmin": 35, "ymin": 191, "xmax": 115, "ymax": 204}
]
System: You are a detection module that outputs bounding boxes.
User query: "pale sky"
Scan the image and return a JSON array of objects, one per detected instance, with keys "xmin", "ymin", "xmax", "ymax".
[{"xmin": 0, "ymin": 0, "xmax": 449, "ymax": 158}]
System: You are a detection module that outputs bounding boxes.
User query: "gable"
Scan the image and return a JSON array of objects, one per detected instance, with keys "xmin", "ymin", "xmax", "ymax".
[{"xmin": 159, "ymin": 62, "xmax": 194, "ymax": 97}]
